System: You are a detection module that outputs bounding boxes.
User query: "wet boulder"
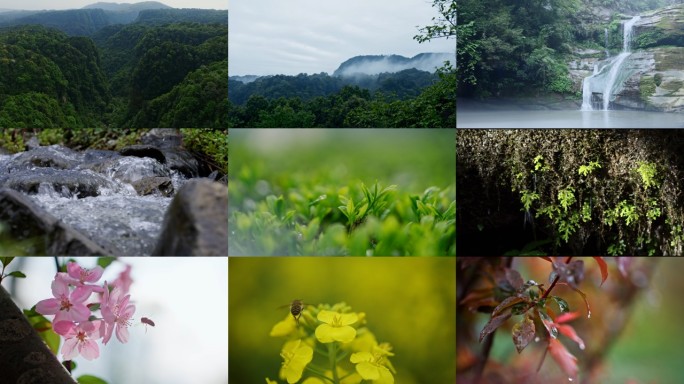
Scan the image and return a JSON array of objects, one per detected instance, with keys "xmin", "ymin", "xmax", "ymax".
[
  {"xmin": 119, "ymin": 145, "xmax": 167, "ymax": 164},
  {"xmin": 151, "ymin": 179, "xmax": 227, "ymax": 256},
  {"xmin": 87, "ymin": 156, "xmax": 170, "ymax": 185},
  {"xmin": 0, "ymin": 168, "xmax": 121, "ymax": 198},
  {"xmin": 132, "ymin": 176, "xmax": 174, "ymax": 197},
  {"xmin": 7, "ymin": 145, "xmax": 81, "ymax": 172},
  {"xmin": 142, "ymin": 129, "xmax": 183, "ymax": 149},
  {"xmin": 162, "ymin": 149, "xmax": 199, "ymax": 178},
  {"xmin": 0, "ymin": 188, "xmax": 110, "ymax": 256}
]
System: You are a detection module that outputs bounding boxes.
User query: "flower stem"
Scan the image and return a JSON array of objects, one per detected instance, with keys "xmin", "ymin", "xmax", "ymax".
[
  {"xmin": 327, "ymin": 342, "xmax": 340, "ymax": 384},
  {"xmin": 305, "ymin": 366, "xmax": 335, "ymax": 384}
]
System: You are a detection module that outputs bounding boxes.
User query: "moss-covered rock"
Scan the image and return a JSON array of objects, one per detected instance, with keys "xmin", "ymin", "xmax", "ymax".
[{"xmin": 457, "ymin": 130, "xmax": 684, "ymax": 256}]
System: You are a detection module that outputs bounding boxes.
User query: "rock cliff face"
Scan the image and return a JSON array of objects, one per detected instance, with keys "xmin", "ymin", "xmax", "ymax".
[{"xmin": 571, "ymin": 4, "xmax": 684, "ymax": 112}]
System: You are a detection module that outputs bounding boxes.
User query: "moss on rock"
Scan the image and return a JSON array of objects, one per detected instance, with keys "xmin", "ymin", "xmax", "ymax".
[{"xmin": 458, "ymin": 130, "xmax": 684, "ymax": 255}]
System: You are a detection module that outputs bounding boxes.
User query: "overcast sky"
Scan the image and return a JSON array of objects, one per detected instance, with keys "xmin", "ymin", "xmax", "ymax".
[
  {"xmin": 229, "ymin": 0, "xmax": 455, "ymax": 76},
  {"xmin": 0, "ymin": 0, "xmax": 226, "ymax": 11}
]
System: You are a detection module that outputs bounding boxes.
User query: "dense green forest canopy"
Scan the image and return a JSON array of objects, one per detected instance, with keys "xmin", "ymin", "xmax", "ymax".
[
  {"xmin": 0, "ymin": 6, "xmax": 227, "ymax": 36},
  {"xmin": 228, "ymin": 67, "xmax": 456, "ymax": 128},
  {"xmin": 457, "ymin": 0, "xmax": 681, "ymax": 98},
  {"xmin": 229, "ymin": 68, "xmax": 439, "ymax": 105},
  {"xmin": 0, "ymin": 18, "xmax": 227, "ymax": 128}
]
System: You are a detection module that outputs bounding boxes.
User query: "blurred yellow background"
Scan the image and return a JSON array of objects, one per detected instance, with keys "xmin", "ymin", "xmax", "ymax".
[{"xmin": 229, "ymin": 257, "xmax": 456, "ymax": 383}]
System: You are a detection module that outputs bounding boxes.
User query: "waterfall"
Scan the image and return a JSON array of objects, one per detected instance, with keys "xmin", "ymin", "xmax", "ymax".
[
  {"xmin": 605, "ymin": 28, "xmax": 609, "ymax": 58},
  {"xmin": 581, "ymin": 15, "xmax": 640, "ymax": 111}
]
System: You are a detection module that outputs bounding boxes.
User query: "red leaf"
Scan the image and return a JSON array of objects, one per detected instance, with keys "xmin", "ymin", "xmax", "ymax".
[
  {"xmin": 592, "ymin": 256, "xmax": 608, "ymax": 286},
  {"xmin": 555, "ymin": 311, "xmax": 581, "ymax": 324},
  {"xmin": 479, "ymin": 309, "xmax": 512, "ymax": 343},
  {"xmin": 548, "ymin": 338, "xmax": 578, "ymax": 380},
  {"xmin": 505, "ymin": 268, "xmax": 525, "ymax": 291},
  {"xmin": 557, "ymin": 324, "xmax": 586, "ymax": 351},
  {"xmin": 512, "ymin": 315, "xmax": 536, "ymax": 353}
]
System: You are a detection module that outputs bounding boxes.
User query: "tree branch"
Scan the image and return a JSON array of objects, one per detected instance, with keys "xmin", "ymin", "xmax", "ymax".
[{"xmin": 0, "ymin": 285, "xmax": 76, "ymax": 384}]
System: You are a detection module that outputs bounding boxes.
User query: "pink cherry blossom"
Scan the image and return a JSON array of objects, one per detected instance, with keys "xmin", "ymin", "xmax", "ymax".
[
  {"xmin": 101, "ymin": 282, "xmax": 136, "ymax": 345},
  {"xmin": 36, "ymin": 273, "xmax": 92, "ymax": 323},
  {"xmin": 65, "ymin": 262, "xmax": 104, "ymax": 292},
  {"xmin": 111, "ymin": 264, "xmax": 133, "ymax": 294},
  {"xmin": 54, "ymin": 320, "xmax": 104, "ymax": 361}
]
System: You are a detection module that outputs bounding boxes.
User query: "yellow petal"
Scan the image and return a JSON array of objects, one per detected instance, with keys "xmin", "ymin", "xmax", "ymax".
[
  {"xmin": 315, "ymin": 323, "xmax": 335, "ymax": 343},
  {"xmin": 377, "ymin": 366, "xmax": 394, "ymax": 384},
  {"xmin": 271, "ymin": 316, "xmax": 297, "ymax": 337},
  {"xmin": 355, "ymin": 362, "xmax": 380, "ymax": 380},
  {"xmin": 350, "ymin": 352, "xmax": 373, "ymax": 364},
  {"xmin": 329, "ymin": 325, "xmax": 356, "ymax": 343},
  {"xmin": 317, "ymin": 310, "xmax": 358, "ymax": 326}
]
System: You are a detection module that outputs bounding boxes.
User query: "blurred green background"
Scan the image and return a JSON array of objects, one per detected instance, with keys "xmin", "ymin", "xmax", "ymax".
[
  {"xmin": 228, "ymin": 257, "xmax": 456, "ymax": 383},
  {"xmin": 229, "ymin": 128, "xmax": 455, "ymax": 197}
]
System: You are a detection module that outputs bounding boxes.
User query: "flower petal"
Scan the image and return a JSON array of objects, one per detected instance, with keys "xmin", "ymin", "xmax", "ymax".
[
  {"xmin": 36, "ymin": 298, "xmax": 60, "ymax": 316},
  {"xmin": 315, "ymin": 324, "xmax": 335, "ymax": 343},
  {"xmin": 61, "ymin": 338, "xmax": 79, "ymax": 360},
  {"xmin": 355, "ymin": 362, "xmax": 380, "ymax": 380},
  {"xmin": 328, "ymin": 325, "xmax": 356, "ymax": 343},
  {"xmin": 79, "ymin": 339, "xmax": 100, "ymax": 360}
]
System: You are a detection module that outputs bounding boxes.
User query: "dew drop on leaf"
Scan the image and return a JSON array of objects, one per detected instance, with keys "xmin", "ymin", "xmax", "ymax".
[
  {"xmin": 587, "ymin": 311, "xmax": 592, "ymax": 319},
  {"xmin": 535, "ymin": 336, "xmax": 540, "ymax": 342},
  {"xmin": 568, "ymin": 378, "xmax": 573, "ymax": 382}
]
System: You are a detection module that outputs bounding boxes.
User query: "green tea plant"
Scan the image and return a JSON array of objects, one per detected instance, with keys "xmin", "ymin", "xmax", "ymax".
[
  {"xmin": 268, "ymin": 301, "xmax": 396, "ymax": 384},
  {"xmin": 230, "ymin": 181, "xmax": 455, "ymax": 256}
]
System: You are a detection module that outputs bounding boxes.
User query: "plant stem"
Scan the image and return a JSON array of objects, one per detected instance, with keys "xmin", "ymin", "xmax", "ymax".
[
  {"xmin": 540, "ymin": 256, "xmax": 573, "ymax": 301},
  {"xmin": 327, "ymin": 342, "xmax": 340, "ymax": 384}
]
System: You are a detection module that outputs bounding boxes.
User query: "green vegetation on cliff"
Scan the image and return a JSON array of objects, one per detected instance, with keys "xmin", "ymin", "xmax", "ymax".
[
  {"xmin": 0, "ymin": 20, "xmax": 227, "ymax": 128},
  {"xmin": 457, "ymin": 0, "xmax": 681, "ymax": 98}
]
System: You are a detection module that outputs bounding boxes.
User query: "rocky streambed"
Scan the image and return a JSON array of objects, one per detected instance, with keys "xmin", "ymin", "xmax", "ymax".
[{"xmin": 0, "ymin": 130, "xmax": 228, "ymax": 256}]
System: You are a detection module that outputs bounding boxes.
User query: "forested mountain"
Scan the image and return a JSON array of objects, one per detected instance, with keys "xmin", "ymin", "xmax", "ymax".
[
  {"xmin": 0, "ymin": 18, "xmax": 227, "ymax": 128},
  {"xmin": 0, "ymin": 4, "xmax": 226, "ymax": 36}
]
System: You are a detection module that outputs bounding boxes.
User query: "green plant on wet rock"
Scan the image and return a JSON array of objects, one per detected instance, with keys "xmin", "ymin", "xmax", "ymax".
[{"xmin": 180, "ymin": 128, "xmax": 228, "ymax": 175}]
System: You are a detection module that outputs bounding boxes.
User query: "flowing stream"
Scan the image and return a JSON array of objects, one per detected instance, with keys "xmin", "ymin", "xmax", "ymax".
[
  {"xmin": 581, "ymin": 16, "xmax": 640, "ymax": 111},
  {"xmin": 0, "ymin": 146, "xmax": 190, "ymax": 255}
]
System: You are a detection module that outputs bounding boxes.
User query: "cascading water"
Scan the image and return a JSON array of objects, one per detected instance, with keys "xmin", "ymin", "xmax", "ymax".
[
  {"xmin": 604, "ymin": 28, "xmax": 609, "ymax": 58},
  {"xmin": 581, "ymin": 15, "xmax": 640, "ymax": 111},
  {"xmin": 0, "ymin": 145, "xmax": 191, "ymax": 255}
]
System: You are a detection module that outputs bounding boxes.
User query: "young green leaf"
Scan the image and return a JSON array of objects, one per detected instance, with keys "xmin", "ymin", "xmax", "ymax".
[
  {"xmin": 77, "ymin": 375, "xmax": 109, "ymax": 384},
  {"xmin": 7, "ymin": 271, "xmax": 26, "ymax": 279},
  {"xmin": 550, "ymin": 296, "xmax": 570, "ymax": 313},
  {"xmin": 0, "ymin": 257, "xmax": 14, "ymax": 267},
  {"xmin": 512, "ymin": 315, "xmax": 536, "ymax": 353},
  {"xmin": 97, "ymin": 257, "xmax": 116, "ymax": 269}
]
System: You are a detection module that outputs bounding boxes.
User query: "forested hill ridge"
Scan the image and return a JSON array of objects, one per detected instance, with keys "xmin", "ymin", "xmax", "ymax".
[
  {"xmin": 457, "ymin": 0, "xmax": 684, "ymax": 109},
  {"xmin": 229, "ymin": 52, "xmax": 451, "ymax": 104},
  {"xmin": 0, "ymin": 3, "xmax": 226, "ymax": 36},
  {"xmin": 0, "ymin": 21, "xmax": 228, "ymax": 128},
  {"xmin": 333, "ymin": 52, "xmax": 453, "ymax": 77}
]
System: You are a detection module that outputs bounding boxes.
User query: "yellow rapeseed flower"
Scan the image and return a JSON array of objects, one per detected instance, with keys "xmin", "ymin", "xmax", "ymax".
[
  {"xmin": 315, "ymin": 310, "xmax": 358, "ymax": 343},
  {"xmin": 350, "ymin": 351, "xmax": 394, "ymax": 384},
  {"xmin": 279, "ymin": 339, "xmax": 313, "ymax": 383}
]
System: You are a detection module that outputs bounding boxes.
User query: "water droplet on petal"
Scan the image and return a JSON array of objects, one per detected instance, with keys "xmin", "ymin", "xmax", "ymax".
[
  {"xmin": 535, "ymin": 337, "xmax": 540, "ymax": 342},
  {"xmin": 587, "ymin": 311, "xmax": 592, "ymax": 319},
  {"xmin": 579, "ymin": 342, "xmax": 585, "ymax": 350},
  {"xmin": 569, "ymin": 378, "xmax": 574, "ymax": 382}
]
